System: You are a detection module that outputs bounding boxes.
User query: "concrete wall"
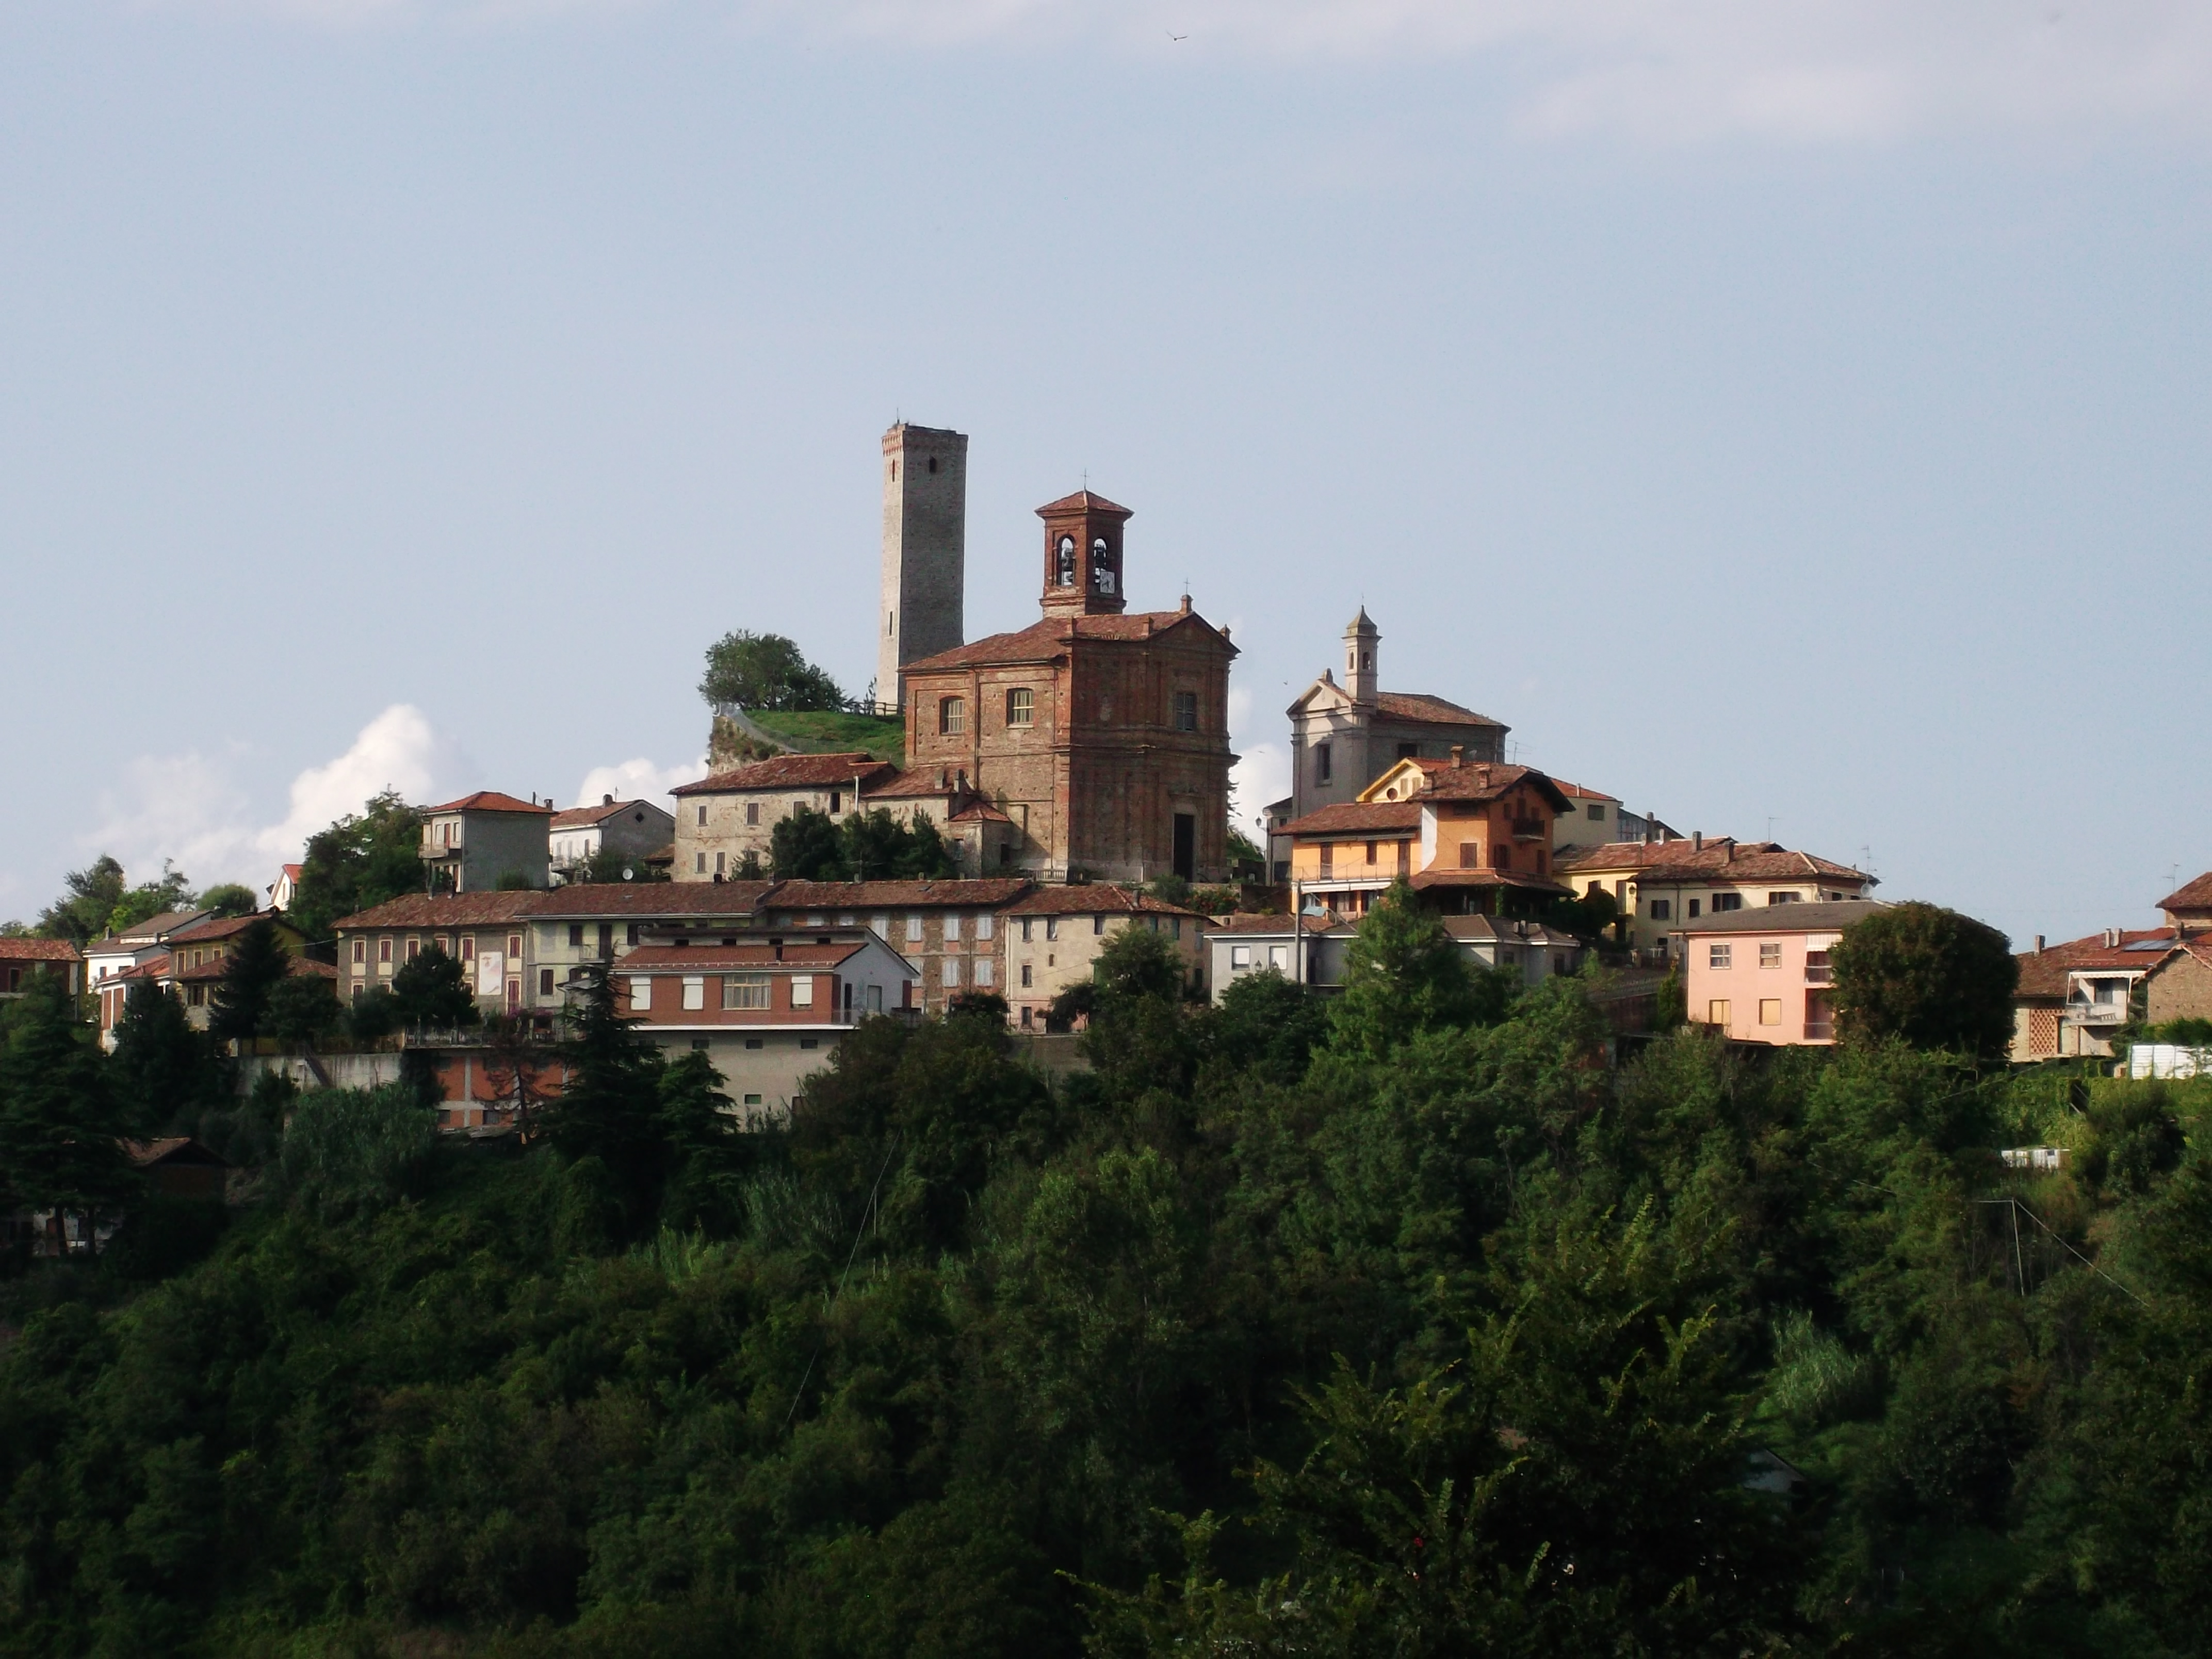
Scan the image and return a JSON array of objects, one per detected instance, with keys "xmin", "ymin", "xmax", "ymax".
[{"xmin": 1003, "ymin": 909, "xmax": 1205, "ymax": 1028}]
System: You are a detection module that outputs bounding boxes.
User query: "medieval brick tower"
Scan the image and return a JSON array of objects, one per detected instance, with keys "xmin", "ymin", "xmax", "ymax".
[{"xmin": 877, "ymin": 422, "xmax": 968, "ymax": 711}]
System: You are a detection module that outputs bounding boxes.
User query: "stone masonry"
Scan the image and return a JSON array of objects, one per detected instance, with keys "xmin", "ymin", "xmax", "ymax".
[{"xmin": 877, "ymin": 422, "xmax": 968, "ymax": 711}]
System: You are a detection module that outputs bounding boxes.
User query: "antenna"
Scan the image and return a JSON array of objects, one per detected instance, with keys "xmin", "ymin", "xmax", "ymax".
[{"xmin": 1766, "ymin": 815, "xmax": 1776, "ymax": 840}]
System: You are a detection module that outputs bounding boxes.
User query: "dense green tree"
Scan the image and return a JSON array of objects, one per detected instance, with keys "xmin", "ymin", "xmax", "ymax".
[
  {"xmin": 771, "ymin": 805, "xmax": 850, "ymax": 881},
  {"xmin": 206, "ymin": 920, "xmax": 291, "ymax": 1044},
  {"xmin": 264, "ymin": 972, "xmax": 343, "ymax": 1045},
  {"xmin": 389, "ymin": 943, "xmax": 481, "ymax": 1029},
  {"xmin": 543, "ymin": 965, "xmax": 670, "ymax": 1230},
  {"xmin": 35, "ymin": 855, "xmax": 198, "ymax": 946},
  {"xmin": 1329, "ymin": 882, "xmax": 1479, "ymax": 1059},
  {"xmin": 196, "ymin": 883, "xmax": 260, "ymax": 919},
  {"xmin": 288, "ymin": 791, "xmax": 424, "ymax": 942},
  {"xmin": 565, "ymin": 847, "xmax": 671, "ymax": 885},
  {"xmin": 1829, "ymin": 900, "xmax": 2018, "ymax": 1059},
  {"xmin": 841, "ymin": 807, "xmax": 958, "ymax": 880},
  {"xmin": 1205, "ymin": 967, "xmax": 1330, "ymax": 1085},
  {"xmin": 107, "ymin": 980, "xmax": 216, "ymax": 1134},
  {"xmin": 698, "ymin": 629, "xmax": 846, "ymax": 712},
  {"xmin": 0, "ymin": 973, "xmax": 137, "ymax": 1243}
]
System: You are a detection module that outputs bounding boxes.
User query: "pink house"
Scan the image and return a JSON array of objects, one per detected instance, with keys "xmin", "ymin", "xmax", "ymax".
[{"xmin": 1677, "ymin": 899, "xmax": 1885, "ymax": 1045}]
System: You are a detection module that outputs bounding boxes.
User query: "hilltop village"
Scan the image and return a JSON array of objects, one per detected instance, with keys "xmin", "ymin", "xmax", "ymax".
[{"xmin": 16, "ymin": 421, "xmax": 2210, "ymax": 1127}]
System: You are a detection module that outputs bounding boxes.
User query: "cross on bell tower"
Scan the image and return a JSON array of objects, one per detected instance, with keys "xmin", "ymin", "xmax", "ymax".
[{"xmin": 1036, "ymin": 489, "xmax": 1132, "ymax": 616}]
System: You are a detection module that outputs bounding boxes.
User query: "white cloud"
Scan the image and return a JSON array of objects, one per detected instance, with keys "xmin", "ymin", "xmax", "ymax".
[
  {"xmin": 574, "ymin": 755, "xmax": 708, "ymax": 814},
  {"xmin": 1231, "ymin": 742, "xmax": 1291, "ymax": 840},
  {"xmin": 188, "ymin": 0, "xmax": 2212, "ymax": 144},
  {"xmin": 82, "ymin": 705, "xmax": 467, "ymax": 894}
]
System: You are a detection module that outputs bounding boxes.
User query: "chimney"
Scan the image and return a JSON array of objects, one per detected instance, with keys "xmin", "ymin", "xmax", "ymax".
[
  {"xmin": 1142, "ymin": 616, "xmax": 1153, "ymax": 638},
  {"xmin": 2105, "ymin": 926, "xmax": 2122, "ymax": 948},
  {"xmin": 2034, "ymin": 935, "xmax": 2045, "ymax": 954},
  {"xmin": 1692, "ymin": 831, "xmax": 1703, "ymax": 853},
  {"xmin": 603, "ymin": 793, "xmax": 615, "ymax": 806}
]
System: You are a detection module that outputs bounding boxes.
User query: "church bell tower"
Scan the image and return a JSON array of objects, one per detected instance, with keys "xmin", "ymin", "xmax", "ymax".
[{"xmin": 1036, "ymin": 490, "xmax": 1132, "ymax": 617}]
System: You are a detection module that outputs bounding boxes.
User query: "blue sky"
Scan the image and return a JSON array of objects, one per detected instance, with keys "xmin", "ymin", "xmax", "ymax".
[{"xmin": 3, "ymin": 0, "xmax": 2207, "ymax": 945}]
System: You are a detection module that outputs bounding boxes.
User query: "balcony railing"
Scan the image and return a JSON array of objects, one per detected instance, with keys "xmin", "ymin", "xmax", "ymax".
[
  {"xmin": 1511, "ymin": 818, "xmax": 1546, "ymax": 840},
  {"xmin": 1804, "ymin": 965, "xmax": 1832, "ymax": 985}
]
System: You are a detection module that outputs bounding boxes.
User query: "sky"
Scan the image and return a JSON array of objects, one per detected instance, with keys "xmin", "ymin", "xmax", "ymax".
[{"xmin": 3, "ymin": 0, "xmax": 2207, "ymax": 946}]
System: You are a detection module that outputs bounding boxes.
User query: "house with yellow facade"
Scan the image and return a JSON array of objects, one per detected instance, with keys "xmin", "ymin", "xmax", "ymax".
[
  {"xmin": 1274, "ymin": 754, "xmax": 1574, "ymax": 919},
  {"xmin": 1555, "ymin": 835, "xmax": 1876, "ymax": 963}
]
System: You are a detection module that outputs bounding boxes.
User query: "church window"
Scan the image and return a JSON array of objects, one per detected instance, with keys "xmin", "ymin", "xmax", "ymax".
[
  {"xmin": 1173, "ymin": 691, "xmax": 1197, "ymax": 732},
  {"xmin": 1056, "ymin": 536, "xmax": 1076, "ymax": 585},
  {"xmin": 1314, "ymin": 742, "xmax": 1332, "ymax": 784},
  {"xmin": 939, "ymin": 697, "xmax": 966, "ymax": 736},
  {"xmin": 1006, "ymin": 687, "xmax": 1034, "ymax": 727}
]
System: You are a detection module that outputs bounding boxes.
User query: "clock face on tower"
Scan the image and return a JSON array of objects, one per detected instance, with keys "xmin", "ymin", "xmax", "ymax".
[{"xmin": 1056, "ymin": 536, "xmax": 1077, "ymax": 587}]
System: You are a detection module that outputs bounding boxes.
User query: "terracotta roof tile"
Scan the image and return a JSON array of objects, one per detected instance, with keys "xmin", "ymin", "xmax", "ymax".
[
  {"xmin": 171, "ymin": 953, "xmax": 336, "ymax": 983},
  {"xmin": 1416, "ymin": 762, "xmax": 1573, "ymax": 812},
  {"xmin": 902, "ymin": 610, "xmax": 1232, "ymax": 674},
  {"xmin": 1277, "ymin": 802, "xmax": 1423, "ymax": 836},
  {"xmin": 618, "ymin": 941, "xmax": 872, "ymax": 971},
  {"xmin": 0, "ymin": 938, "xmax": 82, "ymax": 962},
  {"xmin": 672, "ymin": 754, "xmax": 895, "ymax": 796},
  {"xmin": 1557, "ymin": 838, "xmax": 1871, "ymax": 887},
  {"xmin": 166, "ymin": 910, "xmax": 291, "ymax": 945},
  {"xmin": 2158, "ymin": 871, "xmax": 2212, "ymax": 913},
  {"xmin": 1407, "ymin": 868, "xmax": 1573, "ymax": 896},
  {"xmin": 2015, "ymin": 929, "xmax": 2178, "ymax": 998},
  {"xmin": 425, "ymin": 791, "xmax": 552, "ymax": 816},
  {"xmin": 1035, "ymin": 488, "xmax": 1133, "ymax": 518},
  {"xmin": 549, "ymin": 800, "xmax": 661, "ymax": 829},
  {"xmin": 1002, "ymin": 884, "xmax": 1207, "ymax": 920},
  {"xmin": 333, "ymin": 892, "xmax": 541, "ymax": 931},
  {"xmin": 1375, "ymin": 691, "xmax": 1505, "ymax": 728},
  {"xmin": 519, "ymin": 883, "xmax": 778, "ymax": 918},
  {"xmin": 1202, "ymin": 911, "xmax": 1335, "ymax": 935},
  {"xmin": 762, "ymin": 879, "xmax": 1033, "ymax": 910}
]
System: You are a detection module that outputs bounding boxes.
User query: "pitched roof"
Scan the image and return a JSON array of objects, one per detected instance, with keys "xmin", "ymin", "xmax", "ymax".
[
  {"xmin": 1416, "ymin": 762, "xmax": 1574, "ymax": 814},
  {"xmin": 332, "ymin": 891, "xmax": 542, "ymax": 931},
  {"xmin": 762, "ymin": 879, "xmax": 1035, "ymax": 911},
  {"xmin": 1001, "ymin": 884, "xmax": 1208, "ymax": 920},
  {"xmin": 617, "ymin": 940, "xmax": 875, "ymax": 972},
  {"xmin": 902, "ymin": 609, "xmax": 1233, "ymax": 674},
  {"xmin": 1555, "ymin": 838, "xmax": 1871, "ymax": 887},
  {"xmin": 2015, "ymin": 928, "xmax": 2179, "ymax": 998},
  {"xmin": 1442, "ymin": 915, "xmax": 1581, "ymax": 947},
  {"xmin": 124, "ymin": 1136, "xmax": 227, "ymax": 1168},
  {"xmin": 549, "ymin": 799, "xmax": 662, "ymax": 829},
  {"xmin": 1035, "ymin": 488, "xmax": 1133, "ymax": 518},
  {"xmin": 671, "ymin": 753, "xmax": 896, "ymax": 796},
  {"xmin": 2158, "ymin": 871, "xmax": 2212, "ymax": 914},
  {"xmin": 1375, "ymin": 691, "xmax": 1505, "ymax": 729},
  {"xmin": 1276, "ymin": 802, "xmax": 1423, "ymax": 836},
  {"xmin": 861, "ymin": 769, "xmax": 964, "ymax": 799},
  {"xmin": 172, "ymin": 952, "xmax": 337, "ymax": 983},
  {"xmin": 166, "ymin": 910, "xmax": 294, "ymax": 946},
  {"xmin": 1202, "ymin": 910, "xmax": 1333, "ymax": 936},
  {"xmin": 1407, "ymin": 869, "xmax": 1573, "ymax": 897},
  {"xmin": 425, "ymin": 791, "xmax": 551, "ymax": 816},
  {"xmin": 0, "ymin": 938, "xmax": 82, "ymax": 962},
  {"xmin": 1548, "ymin": 778, "xmax": 1620, "ymax": 803},
  {"xmin": 518, "ymin": 883, "xmax": 779, "ymax": 919},
  {"xmin": 89, "ymin": 909, "xmax": 213, "ymax": 950},
  {"xmin": 1674, "ymin": 899, "xmax": 1890, "ymax": 936}
]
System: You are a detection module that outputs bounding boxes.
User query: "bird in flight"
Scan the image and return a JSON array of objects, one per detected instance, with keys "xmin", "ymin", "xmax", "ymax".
[{"xmin": 1168, "ymin": 29, "xmax": 1188, "ymax": 41}]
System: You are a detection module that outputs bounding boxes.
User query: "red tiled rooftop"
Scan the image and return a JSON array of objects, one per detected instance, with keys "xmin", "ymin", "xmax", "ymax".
[
  {"xmin": 763, "ymin": 879, "xmax": 1034, "ymax": 910},
  {"xmin": 618, "ymin": 940, "xmax": 871, "ymax": 971},
  {"xmin": 902, "ymin": 610, "xmax": 1232, "ymax": 673},
  {"xmin": 332, "ymin": 891, "xmax": 542, "ymax": 931},
  {"xmin": 2158, "ymin": 871, "xmax": 2212, "ymax": 914},
  {"xmin": 2014, "ymin": 928, "xmax": 2178, "ymax": 998},
  {"xmin": 425, "ymin": 791, "xmax": 552, "ymax": 816},
  {"xmin": 0, "ymin": 938, "xmax": 82, "ymax": 962},
  {"xmin": 1035, "ymin": 487, "xmax": 1133, "ymax": 518},
  {"xmin": 1375, "ymin": 691, "xmax": 1505, "ymax": 728},
  {"xmin": 672, "ymin": 753, "xmax": 896, "ymax": 796},
  {"xmin": 1002, "ymin": 884, "xmax": 1207, "ymax": 920},
  {"xmin": 1277, "ymin": 802, "xmax": 1423, "ymax": 837}
]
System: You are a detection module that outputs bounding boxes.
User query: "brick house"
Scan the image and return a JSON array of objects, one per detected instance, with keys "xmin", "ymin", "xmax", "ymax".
[
  {"xmin": 757, "ymin": 879, "xmax": 1032, "ymax": 1016},
  {"xmin": 898, "ymin": 490, "xmax": 1239, "ymax": 885},
  {"xmin": 1676, "ymin": 899, "xmax": 1887, "ymax": 1046},
  {"xmin": 95, "ymin": 911, "xmax": 312, "ymax": 1047},
  {"xmin": 1000, "ymin": 884, "xmax": 1209, "ymax": 1029},
  {"xmin": 672, "ymin": 753, "xmax": 898, "ymax": 881},
  {"xmin": 2157, "ymin": 871, "xmax": 2212, "ymax": 934},
  {"xmin": 2143, "ymin": 940, "xmax": 2212, "ymax": 1028},
  {"xmin": 419, "ymin": 792, "xmax": 554, "ymax": 893},
  {"xmin": 1557, "ymin": 836, "xmax": 1875, "ymax": 962},
  {"xmin": 618, "ymin": 934, "xmax": 919, "ymax": 1121},
  {"xmin": 0, "ymin": 938, "xmax": 83, "ymax": 999},
  {"xmin": 2011, "ymin": 926, "xmax": 2183, "ymax": 1061}
]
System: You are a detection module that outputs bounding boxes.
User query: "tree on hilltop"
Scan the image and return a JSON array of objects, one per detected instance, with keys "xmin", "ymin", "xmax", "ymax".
[
  {"xmin": 699, "ymin": 630, "xmax": 845, "ymax": 712},
  {"xmin": 1829, "ymin": 901, "xmax": 2016, "ymax": 1060}
]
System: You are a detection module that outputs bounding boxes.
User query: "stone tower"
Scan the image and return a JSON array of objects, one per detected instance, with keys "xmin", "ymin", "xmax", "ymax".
[
  {"xmin": 1343, "ymin": 607, "xmax": 1378, "ymax": 707},
  {"xmin": 877, "ymin": 422, "xmax": 968, "ymax": 711},
  {"xmin": 1036, "ymin": 490, "xmax": 1132, "ymax": 616}
]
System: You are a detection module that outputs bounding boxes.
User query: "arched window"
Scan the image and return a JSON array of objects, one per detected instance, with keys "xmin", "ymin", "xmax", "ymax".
[
  {"xmin": 1056, "ymin": 536, "xmax": 1076, "ymax": 585},
  {"xmin": 1005, "ymin": 687, "xmax": 1034, "ymax": 728},
  {"xmin": 939, "ymin": 696, "xmax": 967, "ymax": 736}
]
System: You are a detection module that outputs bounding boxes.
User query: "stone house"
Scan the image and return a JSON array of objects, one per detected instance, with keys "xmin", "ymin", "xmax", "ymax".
[
  {"xmin": 95, "ymin": 910, "xmax": 313, "ymax": 1047},
  {"xmin": 1000, "ymin": 884, "xmax": 1210, "ymax": 1029},
  {"xmin": 898, "ymin": 490, "xmax": 1239, "ymax": 885},
  {"xmin": 549, "ymin": 796, "xmax": 676, "ymax": 883},
  {"xmin": 2143, "ymin": 940, "xmax": 2212, "ymax": 1028},
  {"xmin": 672, "ymin": 753, "xmax": 899, "ymax": 881},
  {"xmin": 419, "ymin": 792, "xmax": 554, "ymax": 893},
  {"xmin": 335, "ymin": 891, "xmax": 542, "ymax": 1019},
  {"xmin": 2012, "ymin": 926, "xmax": 2183, "ymax": 1061}
]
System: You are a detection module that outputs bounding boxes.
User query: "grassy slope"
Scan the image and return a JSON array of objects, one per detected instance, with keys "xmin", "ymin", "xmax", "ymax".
[{"xmin": 743, "ymin": 709, "xmax": 905, "ymax": 766}]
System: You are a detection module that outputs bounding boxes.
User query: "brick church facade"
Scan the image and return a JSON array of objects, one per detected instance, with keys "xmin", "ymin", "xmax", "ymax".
[{"xmin": 898, "ymin": 490, "xmax": 1238, "ymax": 885}]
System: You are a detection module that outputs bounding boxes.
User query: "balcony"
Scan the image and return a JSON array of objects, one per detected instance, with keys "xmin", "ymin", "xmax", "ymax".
[
  {"xmin": 1511, "ymin": 818, "xmax": 1546, "ymax": 840},
  {"xmin": 1803, "ymin": 965, "xmax": 1832, "ymax": 985},
  {"xmin": 1804, "ymin": 1020, "xmax": 1835, "ymax": 1041}
]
